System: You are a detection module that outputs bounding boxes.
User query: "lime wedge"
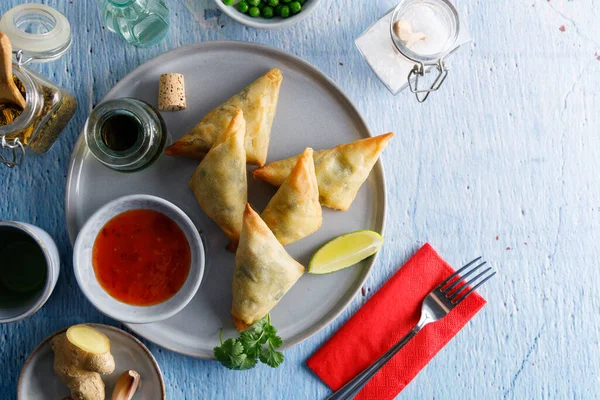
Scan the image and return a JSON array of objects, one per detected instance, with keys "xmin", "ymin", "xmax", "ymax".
[{"xmin": 308, "ymin": 230, "xmax": 383, "ymax": 275}]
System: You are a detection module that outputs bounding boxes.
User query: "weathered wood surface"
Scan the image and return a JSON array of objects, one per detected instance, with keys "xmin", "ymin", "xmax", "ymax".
[{"xmin": 1, "ymin": 0, "xmax": 599, "ymax": 398}]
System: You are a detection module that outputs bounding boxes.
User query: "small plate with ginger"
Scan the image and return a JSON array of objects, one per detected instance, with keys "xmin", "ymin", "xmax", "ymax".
[{"xmin": 18, "ymin": 323, "xmax": 165, "ymax": 400}]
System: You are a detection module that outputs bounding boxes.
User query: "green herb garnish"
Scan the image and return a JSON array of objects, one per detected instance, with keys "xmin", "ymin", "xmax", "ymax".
[{"xmin": 213, "ymin": 315, "xmax": 284, "ymax": 370}]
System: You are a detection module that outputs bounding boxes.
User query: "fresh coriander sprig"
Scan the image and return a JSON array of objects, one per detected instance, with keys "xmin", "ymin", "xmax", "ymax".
[{"xmin": 213, "ymin": 315, "xmax": 284, "ymax": 370}]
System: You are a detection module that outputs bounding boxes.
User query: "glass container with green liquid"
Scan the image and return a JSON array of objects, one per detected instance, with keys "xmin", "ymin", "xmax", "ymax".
[
  {"xmin": 0, "ymin": 228, "xmax": 47, "ymax": 317},
  {"xmin": 100, "ymin": 0, "xmax": 170, "ymax": 47},
  {"xmin": 0, "ymin": 222, "xmax": 59, "ymax": 323}
]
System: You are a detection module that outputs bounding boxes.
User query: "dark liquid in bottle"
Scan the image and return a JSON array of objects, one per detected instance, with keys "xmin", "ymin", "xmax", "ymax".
[
  {"xmin": 100, "ymin": 113, "xmax": 141, "ymax": 152},
  {"xmin": 0, "ymin": 229, "xmax": 47, "ymax": 309}
]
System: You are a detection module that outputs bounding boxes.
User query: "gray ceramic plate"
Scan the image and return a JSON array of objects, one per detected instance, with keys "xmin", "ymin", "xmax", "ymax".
[
  {"xmin": 65, "ymin": 41, "xmax": 386, "ymax": 358},
  {"xmin": 18, "ymin": 324, "xmax": 166, "ymax": 400}
]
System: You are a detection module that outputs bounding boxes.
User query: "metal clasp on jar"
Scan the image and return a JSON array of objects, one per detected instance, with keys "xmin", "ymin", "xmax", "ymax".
[
  {"xmin": 0, "ymin": 135, "xmax": 24, "ymax": 167},
  {"xmin": 407, "ymin": 57, "xmax": 449, "ymax": 103}
]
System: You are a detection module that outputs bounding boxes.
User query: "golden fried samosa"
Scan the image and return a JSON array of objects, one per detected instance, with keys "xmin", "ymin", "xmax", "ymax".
[
  {"xmin": 253, "ymin": 132, "xmax": 394, "ymax": 211},
  {"xmin": 261, "ymin": 148, "xmax": 322, "ymax": 245},
  {"xmin": 166, "ymin": 68, "xmax": 283, "ymax": 166},
  {"xmin": 231, "ymin": 204, "xmax": 305, "ymax": 331},
  {"xmin": 189, "ymin": 109, "xmax": 247, "ymax": 251}
]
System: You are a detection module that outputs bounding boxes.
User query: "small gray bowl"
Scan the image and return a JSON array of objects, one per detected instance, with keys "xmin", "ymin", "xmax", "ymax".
[
  {"xmin": 73, "ymin": 195, "xmax": 205, "ymax": 324},
  {"xmin": 0, "ymin": 222, "xmax": 60, "ymax": 324},
  {"xmin": 214, "ymin": 0, "xmax": 322, "ymax": 29}
]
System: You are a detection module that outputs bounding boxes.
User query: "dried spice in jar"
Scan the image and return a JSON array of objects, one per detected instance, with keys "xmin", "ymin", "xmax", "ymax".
[
  {"xmin": 28, "ymin": 72, "xmax": 78, "ymax": 152},
  {"xmin": 0, "ymin": 4, "xmax": 77, "ymax": 167},
  {"xmin": 0, "ymin": 66, "xmax": 77, "ymax": 154}
]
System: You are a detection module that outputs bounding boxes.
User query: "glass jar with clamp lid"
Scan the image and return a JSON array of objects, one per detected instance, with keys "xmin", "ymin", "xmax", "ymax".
[
  {"xmin": 356, "ymin": 0, "xmax": 468, "ymax": 102},
  {"xmin": 0, "ymin": 4, "xmax": 77, "ymax": 168}
]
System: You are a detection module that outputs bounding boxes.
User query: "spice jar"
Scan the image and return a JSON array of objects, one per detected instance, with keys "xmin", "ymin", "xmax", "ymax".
[
  {"xmin": 355, "ymin": 0, "xmax": 469, "ymax": 102},
  {"xmin": 0, "ymin": 4, "xmax": 77, "ymax": 168}
]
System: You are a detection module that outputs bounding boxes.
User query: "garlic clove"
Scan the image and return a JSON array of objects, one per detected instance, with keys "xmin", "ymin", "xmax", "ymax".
[
  {"xmin": 393, "ymin": 19, "xmax": 413, "ymax": 38},
  {"xmin": 111, "ymin": 370, "xmax": 142, "ymax": 400},
  {"xmin": 393, "ymin": 20, "xmax": 427, "ymax": 48}
]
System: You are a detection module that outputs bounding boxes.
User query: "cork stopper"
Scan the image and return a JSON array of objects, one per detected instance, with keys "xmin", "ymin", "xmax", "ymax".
[{"xmin": 158, "ymin": 73, "xmax": 186, "ymax": 111}]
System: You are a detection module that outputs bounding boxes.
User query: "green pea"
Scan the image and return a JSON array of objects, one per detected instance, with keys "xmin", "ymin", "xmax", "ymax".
[
  {"xmin": 222, "ymin": 0, "xmax": 235, "ymax": 5},
  {"xmin": 280, "ymin": 5, "xmax": 290, "ymax": 17},
  {"xmin": 262, "ymin": 5, "xmax": 274, "ymax": 18},
  {"xmin": 274, "ymin": 4, "xmax": 283, "ymax": 15},
  {"xmin": 289, "ymin": 1, "xmax": 301, "ymax": 13},
  {"xmin": 248, "ymin": 6, "xmax": 261, "ymax": 16},
  {"xmin": 248, "ymin": 0, "xmax": 260, "ymax": 6},
  {"xmin": 281, "ymin": 0, "xmax": 292, "ymax": 3},
  {"xmin": 237, "ymin": 1, "xmax": 249, "ymax": 12},
  {"xmin": 268, "ymin": 0, "xmax": 279, "ymax": 5}
]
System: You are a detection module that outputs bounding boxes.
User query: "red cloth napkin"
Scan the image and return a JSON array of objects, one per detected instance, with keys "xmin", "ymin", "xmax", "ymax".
[{"xmin": 307, "ymin": 243, "xmax": 487, "ymax": 399}]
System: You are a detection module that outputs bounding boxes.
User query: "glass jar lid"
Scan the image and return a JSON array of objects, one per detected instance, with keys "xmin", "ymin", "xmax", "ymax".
[{"xmin": 0, "ymin": 4, "xmax": 72, "ymax": 63}]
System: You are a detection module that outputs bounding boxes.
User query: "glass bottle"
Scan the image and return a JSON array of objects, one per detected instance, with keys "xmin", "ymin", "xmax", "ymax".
[
  {"xmin": 100, "ymin": 0, "xmax": 170, "ymax": 47},
  {"xmin": 84, "ymin": 98, "xmax": 167, "ymax": 172},
  {"xmin": 0, "ymin": 4, "xmax": 77, "ymax": 168}
]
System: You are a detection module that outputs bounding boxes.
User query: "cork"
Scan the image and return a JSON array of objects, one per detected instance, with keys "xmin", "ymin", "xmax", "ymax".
[{"xmin": 158, "ymin": 73, "xmax": 186, "ymax": 111}]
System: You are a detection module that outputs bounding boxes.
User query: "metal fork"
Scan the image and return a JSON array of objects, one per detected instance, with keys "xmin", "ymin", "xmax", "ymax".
[{"xmin": 327, "ymin": 257, "xmax": 495, "ymax": 400}]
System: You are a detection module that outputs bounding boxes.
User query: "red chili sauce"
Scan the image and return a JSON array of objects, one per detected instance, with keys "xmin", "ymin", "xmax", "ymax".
[{"xmin": 92, "ymin": 209, "xmax": 191, "ymax": 306}]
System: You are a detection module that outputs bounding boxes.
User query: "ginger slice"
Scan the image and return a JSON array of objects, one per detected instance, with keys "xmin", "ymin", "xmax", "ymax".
[{"xmin": 66, "ymin": 324, "xmax": 111, "ymax": 354}]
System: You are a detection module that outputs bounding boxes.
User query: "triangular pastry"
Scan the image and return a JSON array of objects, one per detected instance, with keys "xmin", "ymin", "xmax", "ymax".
[
  {"xmin": 166, "ymin": 68, "xmax": 283, "ymax": 166},
  {"xmin": 253, "ymin": 132, "xmax": 394, "ymax": 211},
  {"xmin": 231, "ymin": 204, "xmax": 305, "ymax": 331},
  {"xmin": 188, "ymin": 109, "xmax": 247, "ymax": 251},
  {"xmin": 261, "ymin": 148, "xmax": 322, "ymax": 245}
]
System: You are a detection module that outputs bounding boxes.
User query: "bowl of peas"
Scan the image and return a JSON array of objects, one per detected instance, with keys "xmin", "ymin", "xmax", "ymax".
[{"xmin": 215, "ymin": 0, "xmax": 320, "ymax": 29}]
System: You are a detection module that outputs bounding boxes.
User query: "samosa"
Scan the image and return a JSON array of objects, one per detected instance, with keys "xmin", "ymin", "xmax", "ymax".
[
  {"xmin": 231, "ymin": 204, "xmax": 305, "ymax": 331},
  {"xmin": 261, "ymin": 148, "xmax": 322, "ymax": 245},
  {"xmin": 253, "ymin": 132, "xmax": 394, "ymax": 211},
  {"xmin": 189, "ymin": 109, "xmax": 247, "ymax": 251},
  {"xmin": 166, "ymin": 68, "xmax": 283, "ymax": 166}
]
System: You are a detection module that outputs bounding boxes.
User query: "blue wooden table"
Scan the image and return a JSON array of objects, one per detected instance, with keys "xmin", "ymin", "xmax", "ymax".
[{"xmin": 2, "ymin": 0, "xmax": 599, "ymax": 398}]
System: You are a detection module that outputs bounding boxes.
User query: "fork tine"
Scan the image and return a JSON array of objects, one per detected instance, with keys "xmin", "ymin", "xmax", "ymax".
[
  {"xmin": 450, "ymin": 267, "xmax": 493, "ymax": 299},
  {"xmin": 438, "ymin": 256, "xmax": 482, "ymax": 289},
  {"xmin": 444, "ymin": 261, "xmax": 487, "ymax": 294},
  {"xmin": 452, "ymin": 270, "xmax": 496, "ymax": 304}
]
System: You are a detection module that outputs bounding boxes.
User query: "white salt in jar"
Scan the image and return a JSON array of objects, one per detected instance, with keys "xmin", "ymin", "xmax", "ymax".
[{"xmin": 356, "ymin": 0, "xmax": 468, "ymax": 102}]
